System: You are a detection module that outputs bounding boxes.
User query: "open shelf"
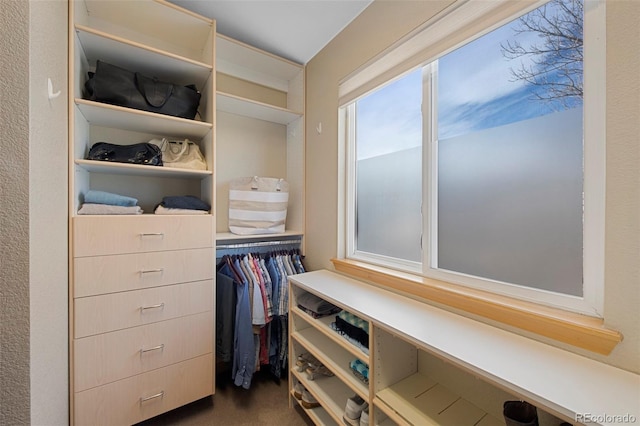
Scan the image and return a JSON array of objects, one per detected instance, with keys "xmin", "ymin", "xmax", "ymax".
[
  {"xmin": 292, "ymin": 370, "xmax": 354, "ymax": 426},
  {"xmin": 79, "ymin": 0, "xmax": 213, "ymax": 62},
  {"xmin": 216, "ymin": 34, "xmax": 302, "ymax": 92},
  {"xmin": 75, "ymin": 25, "xmax": 212, "ymax": 86},
  {"xmin": 216, "ymin": 231, "xmax": 303, "ymax": 244},
  {"xmin": 75, "ymin": 99, "xmax": 212, "ymax": 139},
  {"xmin": 292, "ymin": 326, "xmax": 369, "ymax": 400},
  {"xmin": 217, "ymin": 91, "xmax": 302, "ymax": 124},
  {"xmin": 292, "ymin": 306, "xmax": 369, "ymax": 361},
  {"xmin": 290, "ymin": 390, "xmax": 338, "ymax": 426},
  {"xmin": 375, "ymin": 372, "xmax": 499, "ymax": 426},
  {"xmin": 74, "ymin": 159, "xmax": 212, "ymax": 179}
]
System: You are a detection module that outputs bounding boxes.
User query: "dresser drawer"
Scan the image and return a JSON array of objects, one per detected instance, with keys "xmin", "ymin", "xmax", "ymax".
[
  {"xmin": 74, "ymin": 353, "xmax": 213, "ymax": 426},
  {"xmin": 74, "ymin": 247, "xmax": 214, "ymax": 297},
  {"xmin": 73, "ymin": 215, "xmax": 213, "ymax": 257},
  {"xmin": 74, "ymin": 310, "xmax": 213, "ymax": 392},
  {"xmin": 74, "ymin": 280, "xmax": 213, "ymax": 338}
]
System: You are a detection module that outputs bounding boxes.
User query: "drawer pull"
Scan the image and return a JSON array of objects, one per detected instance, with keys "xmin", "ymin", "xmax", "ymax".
[
  {"xmin": 140, "ymin": 268, "xmax": 164, "ymax": 275},
  {"xmin": 140, "ymin": 302, "xmax": 165, "ymax": 312},
  {"xmin": 139, "ymin": 232, "xmax": 164, "ymax": 238},
  {"xmin": 139, "ymin": 391, "xmax": 164, "ymax": 404},
  {"xmin": 140, "ymin": 344, "xmax": 165, "ymax": 355}
]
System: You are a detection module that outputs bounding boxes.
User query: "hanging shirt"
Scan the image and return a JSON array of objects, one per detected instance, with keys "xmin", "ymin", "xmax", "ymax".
[{"xmin": 220, "ymin": 261, "xmax": 256, "ymax": 390}]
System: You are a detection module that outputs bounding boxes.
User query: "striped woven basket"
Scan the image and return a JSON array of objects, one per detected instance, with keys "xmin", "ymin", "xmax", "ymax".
[{"xmin": 228, "ymin": 176, "xmax": 289, "ymax": 235}]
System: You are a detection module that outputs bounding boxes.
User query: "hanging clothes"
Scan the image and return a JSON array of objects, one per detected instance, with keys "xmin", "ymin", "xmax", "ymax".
[{"xmin": 216, "ymin": 249, "xmax": 306, "ymax": 390}]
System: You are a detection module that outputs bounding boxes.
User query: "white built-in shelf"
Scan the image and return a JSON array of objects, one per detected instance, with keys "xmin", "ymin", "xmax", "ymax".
[
  {"xmin": 215, "ymin": 231, "xmax": 303, "ymax": 244},
  {"xmin": 293, "ymin": 307, "xmax": 369, "ymax": 361},
  {"xmin": 292, "ymin": 325, "xmax": 369, "ymax": 400},
  {"xmin": 80, "ymin": 0, "xmax": 213, "ymax": 61},
  {"xmin": 375, "ymin": 372, "xmax": 500, "ymax": 426},
  {"xmin": 289, "ymin": 390, "xmax": 338, "ymax": 425},
  {"xmin": 75, "ymin": 99, "xmax": 212, "ymax": 139},
  {"xmin": 290, "ymin": 270, "xmax": 640, "ymax": 426},
  {"xmin": 75, "ymin": 25, "xmax": 212, "ymax": 87},
  {"xmin": 216, "ymin": 34, "xmax": 303, "ymax": 92},
  {"xmin": 292, "ymin": 370, "xmax": 353, "ymax": 426},
  {"xmin": 75, "ymin": 159, "xmax": 212, "ymax": 179},
  {"xmin": 217, "ymin": 92, "xmax": 302, "ymax": 124}
]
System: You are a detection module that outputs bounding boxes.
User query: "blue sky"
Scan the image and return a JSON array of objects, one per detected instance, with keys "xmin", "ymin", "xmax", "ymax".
[{"xmin": 356, "ymin": 1, "xmax": 582, "ymax": 160}]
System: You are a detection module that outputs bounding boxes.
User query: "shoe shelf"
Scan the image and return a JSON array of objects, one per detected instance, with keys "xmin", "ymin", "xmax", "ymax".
[
  {"xmin": 292, "ymin": 306, "xmax": 370, "ymax": 363},
  {"xmin": 289, "ymin": 387, "xmax": 338, "ymax": 426},
  {"xmin": 291, "ymin": 369, "xmax": 355, "ymax": 426},
  {"xmin": 374, "ymin": 373, "xmax": 501, "ymax": 426},
  {"xmin": 289, "ymin": 270, "xmax": 640, "ymax": 426},
  {"xmin": 291, "ymin": 325, "xmax": 369, "ymax": 400}
]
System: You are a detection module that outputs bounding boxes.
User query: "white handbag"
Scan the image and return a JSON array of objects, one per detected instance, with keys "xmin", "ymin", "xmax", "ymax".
[
  {"xmin": 229, "ymin": 176, "xmax": 289, "ymax": 235},
  {"xmin": 149, "ymin": 138, "xmax": 207, "ymax": 170}
]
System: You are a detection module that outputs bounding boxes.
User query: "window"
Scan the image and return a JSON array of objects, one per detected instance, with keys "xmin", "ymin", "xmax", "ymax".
[{"xmin": 342, "ymin": 0, "xmax": 605, "ymax": 315}]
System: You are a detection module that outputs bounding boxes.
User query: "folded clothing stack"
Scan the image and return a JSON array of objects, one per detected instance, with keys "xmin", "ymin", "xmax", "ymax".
[
  {"xmin": 297, "ymin": 291, "xmax": 342, "ymax": 318},
  {"xmin": 333, "ymin": 311, "xmax": 369, "ymax": 349},
  {"xmin": 78, "ymin": 190, "xmax": 142, "ymax": 215},
  {"xmin": 349, "ymin": 359, "xmax": 369, "ymax": 384},
  {"xmin": 154, "ymin": 195, "xmax": 210, "ymax": 215}
]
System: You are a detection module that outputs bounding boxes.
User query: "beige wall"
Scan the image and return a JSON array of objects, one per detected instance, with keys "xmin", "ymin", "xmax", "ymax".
[
  {"xmin": 305, "ymin": 0, "xmax": 640, "ymax": 373},
  {"xmin": 1, "ymin": 0, "xmax": 31, "ymax": 423},
  {"xmin": 29, "ymin": 0, "xmax": 69, "ymax": 424}
]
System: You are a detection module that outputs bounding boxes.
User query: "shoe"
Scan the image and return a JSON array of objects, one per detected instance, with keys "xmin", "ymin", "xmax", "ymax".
[
  {"xmin": 343, "ymin": 395, "xmax": 368, "ymax": 426},
  {"xmin": 503, "ymin": 401, "xmax": 538, "ymax": 426},
  {"xmin": 293, "ymin": 380, "xmax": 304, "ymax": 400},
  {"xmin": 359, "ymin": 407, "xmax": 369, "ymax": 426},
  {"xmin": 301, "ymin": 389, "xmax": 321, "ymax": 409},
  {"xmin": 296, "ymin": 352, "xmax": 320, "ymax": 372},
  {"xmin": 306, "ymin": 363, "xmax": 334, "ymax": 381}
]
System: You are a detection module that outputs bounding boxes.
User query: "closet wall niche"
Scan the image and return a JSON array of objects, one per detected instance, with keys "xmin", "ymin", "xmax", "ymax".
[{"xmin": 215, "ymin": 34, "xmax": 305, "ymax": 243}]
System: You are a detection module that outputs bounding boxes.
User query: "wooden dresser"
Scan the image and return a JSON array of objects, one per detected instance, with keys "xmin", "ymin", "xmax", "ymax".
[{"xmin": 71, "ymin": 215, "xmax": 214, "ymax": 425}]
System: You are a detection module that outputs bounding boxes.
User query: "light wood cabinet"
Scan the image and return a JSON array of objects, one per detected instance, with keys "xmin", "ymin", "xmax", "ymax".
[
  {"xmin": 69, "ymin": 1, "xmax": 216, "ymax": 424},
  {"xmin": 289, "ymin": 270, "xmax": 640, "ymax": 426}
]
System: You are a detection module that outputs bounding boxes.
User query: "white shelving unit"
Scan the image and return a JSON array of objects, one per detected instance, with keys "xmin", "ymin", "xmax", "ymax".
[
  {"xmin": 68, "ymin": 1, "xmax": 216, "ymax": 424},
  {"xmin": 214, "ymin": 33, "xmax": 305, "ymax": 245},
  {"xmin": 289, "ymin": 270, "xmax": 640, "ymax": 426}
]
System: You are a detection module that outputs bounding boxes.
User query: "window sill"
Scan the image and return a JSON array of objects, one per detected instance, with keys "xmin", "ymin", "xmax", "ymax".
[{"xmin": 331, "ymin": 258, "xmax": 622, "ymax": 355}]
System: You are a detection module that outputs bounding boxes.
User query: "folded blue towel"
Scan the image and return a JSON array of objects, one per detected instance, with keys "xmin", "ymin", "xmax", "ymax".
[{"xmin": 84, "ymin": 190, "xmax": 138, "ymax": 207}]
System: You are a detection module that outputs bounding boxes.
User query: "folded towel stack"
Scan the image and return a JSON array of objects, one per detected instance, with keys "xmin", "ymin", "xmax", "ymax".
[
  {"xmin": 78, "ymin": 190, "xmax": 142, "ymax": 215},
  {"xmin": 154, "ymin": 195, "xmax": 210, "ymax": 215}
]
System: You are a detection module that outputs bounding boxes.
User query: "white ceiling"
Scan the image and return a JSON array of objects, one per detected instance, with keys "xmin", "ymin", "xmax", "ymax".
[{"xmin": 169, "ymin": 0, "xmax": 373, "ymax": 65}]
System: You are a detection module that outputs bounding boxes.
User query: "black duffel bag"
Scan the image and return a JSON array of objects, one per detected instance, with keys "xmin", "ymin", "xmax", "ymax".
[
  {"xmin": 84, "ymin": 60, "xmax": 201, "ymax": 120},
  {"xmin": 87, "ymin": 142, "xmax": 163, "ymax": 166}
]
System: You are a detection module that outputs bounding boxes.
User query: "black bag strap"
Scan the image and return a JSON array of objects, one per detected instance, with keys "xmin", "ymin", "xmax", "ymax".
[{"xmin": 135, "ymin": 73, "xmax": 173, "ymax": 108}]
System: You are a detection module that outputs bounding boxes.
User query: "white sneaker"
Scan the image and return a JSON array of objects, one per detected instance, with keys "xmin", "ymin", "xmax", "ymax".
[
  {"xmin": 359, "ymin": 407, "xmax": 369, "ymax": 426},
  {"xmin": 343, "ymin": 395, "xmax": 368, "ymax": 426}
]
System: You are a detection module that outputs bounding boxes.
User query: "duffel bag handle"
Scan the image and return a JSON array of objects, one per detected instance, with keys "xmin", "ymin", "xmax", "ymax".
[{"xmin": 135, "ymin": 73, "xmax": 173, "ymax": 108}]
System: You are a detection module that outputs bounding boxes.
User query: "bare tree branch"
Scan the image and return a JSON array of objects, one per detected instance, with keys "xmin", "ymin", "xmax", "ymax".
[{"xmin": 500, "ymin": 0, "xmax": 583, "ymax": 108}]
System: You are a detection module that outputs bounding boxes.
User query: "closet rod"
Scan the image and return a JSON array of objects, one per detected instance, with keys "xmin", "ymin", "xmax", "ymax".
[{"xmin": 216, "ymin": 238, "xmax": 302, "ymax": 250}]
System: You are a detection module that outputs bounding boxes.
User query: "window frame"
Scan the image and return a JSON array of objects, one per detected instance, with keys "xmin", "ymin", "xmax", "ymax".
[{"xmin": 341, "ymin": 0, "xmax": 606, "ymax": 317}]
